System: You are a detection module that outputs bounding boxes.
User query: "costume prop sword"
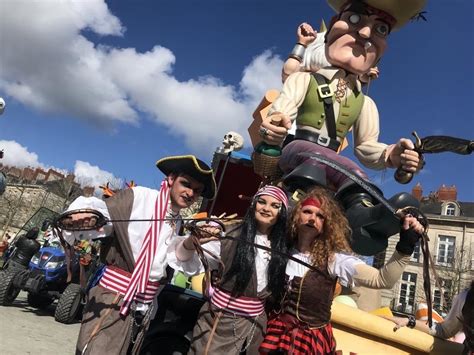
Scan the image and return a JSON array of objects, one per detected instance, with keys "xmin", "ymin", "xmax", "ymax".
[
  {"xmin": 395, "ymin": 131, "xmax": 473, "ymax": 184},
  {"xmin": 53, "ymin": 211, "xmax": 319, "ymax": 271}
]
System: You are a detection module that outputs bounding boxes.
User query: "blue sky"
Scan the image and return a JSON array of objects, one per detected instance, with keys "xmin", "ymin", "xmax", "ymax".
[{"xmin": 0, "ymin": 0, "xmax": 473, "ymax": 201}]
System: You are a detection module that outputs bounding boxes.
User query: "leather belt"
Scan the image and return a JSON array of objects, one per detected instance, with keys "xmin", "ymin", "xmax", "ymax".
[{"xmin": 294, "ymin": 130, "xmax": 340, "ymax": 152}]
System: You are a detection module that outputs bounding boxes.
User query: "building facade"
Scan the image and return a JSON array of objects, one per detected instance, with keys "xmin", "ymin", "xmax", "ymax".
[
  {"xmin": 381, "ymin": 184, "xmax": 474, "ymax": 317},
  {"xmin": 0, "ymin": 165, "xmax": 94, "ymax": 238}
]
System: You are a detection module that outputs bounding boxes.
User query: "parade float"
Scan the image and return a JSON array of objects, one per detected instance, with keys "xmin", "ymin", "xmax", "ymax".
[{"xmin": 11, "ymin": 0, "xmax": 471, "ymax": 353}]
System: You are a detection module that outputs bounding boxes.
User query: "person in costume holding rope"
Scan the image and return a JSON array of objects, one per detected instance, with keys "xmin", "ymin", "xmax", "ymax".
[
  {"xmin": 259, "ymin": 186, "xmax": 426, "ymax": 354},
  {"xmin": 60, "ymin": 155, "xmax": 216, "ymax": 355},
  {"xmin": 168, "ymin": 185, "xmax": 289, "ymax": 354},
  {"xmin": 259, "ymin": 0, "xmax": 426, "ymax": 253}
]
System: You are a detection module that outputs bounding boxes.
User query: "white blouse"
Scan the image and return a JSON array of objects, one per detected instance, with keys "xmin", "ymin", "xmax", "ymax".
[
  {"xmin": 167, "ymin": 231, "xmax": 272, "ymax": 292},
  {"xmin": 285, "ymin": 249, "xmax": 364, "ymax": 288}
]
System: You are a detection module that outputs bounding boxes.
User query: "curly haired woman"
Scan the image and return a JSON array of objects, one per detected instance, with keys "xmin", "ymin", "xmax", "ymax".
[{"xmin": 260, "ymin": 186, "xmax": 426, "ymax": 355}]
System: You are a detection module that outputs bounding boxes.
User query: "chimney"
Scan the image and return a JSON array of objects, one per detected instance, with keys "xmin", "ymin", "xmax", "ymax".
[
  {"xmin": 437, "ymin": 184, "xmax": 457, "ymax": 201},
  {"xmin": 412, "ymin": 183, "xmax": 423, "ymax": 201}
]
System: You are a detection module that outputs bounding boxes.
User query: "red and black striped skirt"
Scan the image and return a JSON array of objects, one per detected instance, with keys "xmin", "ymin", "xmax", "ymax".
[{"xmin": 259, "ymin": 314, "xmax": 336, "ymax": 354}]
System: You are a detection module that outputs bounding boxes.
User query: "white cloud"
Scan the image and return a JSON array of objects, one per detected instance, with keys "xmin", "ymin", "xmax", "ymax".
[
  {"xmin": 73, "ymin": 161, "xmax": 123, "ymax": 192},
  {"xmin": 240, "ymin": 50, "xmax": 283, "ymax": 106},
  {"xmin": 0, "ymin": 139, "xmax": 121, "ymax": 193},
  {"xmin": 0, "ymin": 0, "xmax": 135, "ymax": 126},
  {"xmin": 0, "ymin": 140, "xmax": 43, "ymax": 168},
  {"xmin": 0, "ymin": 0, "xmax": 283, "ymax": 156}
]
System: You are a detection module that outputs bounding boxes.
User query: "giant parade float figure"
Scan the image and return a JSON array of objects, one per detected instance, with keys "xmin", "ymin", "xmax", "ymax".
[{"xmin": 253, "ymin": 0, "xmax": 428, "ymax": 257}]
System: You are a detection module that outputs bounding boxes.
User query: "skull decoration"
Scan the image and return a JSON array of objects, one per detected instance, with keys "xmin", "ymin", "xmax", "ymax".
[{"xmin": 221, "ymin": 131, "xmax": 244, "ymax": 153}]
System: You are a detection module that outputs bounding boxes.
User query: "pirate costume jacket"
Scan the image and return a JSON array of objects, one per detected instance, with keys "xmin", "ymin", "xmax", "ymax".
[
  {"xmin": 63, "ymin": 186, "xmax": 181, "ymax": 355},
  {"xmin": 271, "ymin": 68, "xmax": 402, "ymax": 190},
  {"xmin": 168, "ymin": 224, "xmax": 273, "ymax": 355}
]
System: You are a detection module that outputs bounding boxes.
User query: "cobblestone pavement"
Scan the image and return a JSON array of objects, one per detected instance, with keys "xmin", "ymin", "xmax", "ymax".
[{"xmin": 0, "ymin": 291, "xmax": 80, "ymax": 355}]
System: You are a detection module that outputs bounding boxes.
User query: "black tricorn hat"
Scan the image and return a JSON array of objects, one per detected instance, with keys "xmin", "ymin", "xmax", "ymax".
[{"xmin": 156, "ymin": 155, "xmax": 216, "ymax": 199}]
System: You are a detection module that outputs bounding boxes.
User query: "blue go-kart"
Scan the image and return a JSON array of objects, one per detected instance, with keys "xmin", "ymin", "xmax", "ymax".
[{"xmin": 0, "ymin": 240, "xmax": 101, "ymax": 324}]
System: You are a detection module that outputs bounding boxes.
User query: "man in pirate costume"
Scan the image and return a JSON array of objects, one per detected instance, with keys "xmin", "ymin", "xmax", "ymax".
[
  {"xmin": 60, "ymin": 155, "xmax": 216, "ymax": 355},
  {"xmin": 167, "ymin": 185, "xmax": 290, "ymax": 354},
  {"xmin": 259, "ymin": 0, "xmax": 426, "ymax": 250},
  {"xmin": 259, "ymin": 186, "xmax": 426, "ymax": 354}
]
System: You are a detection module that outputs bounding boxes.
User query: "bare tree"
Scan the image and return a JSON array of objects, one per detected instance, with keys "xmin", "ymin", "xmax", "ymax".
[
  {"xmin": 434, "ymin": 247, "xmax": 473, "ymax": 312},
  {"xmin": 44, "ymin": 178, "xmax": 84, "ymax": 210},
  {"xmin": 410, "ymin": 247, "xmax": 473, "ymax": 317}
]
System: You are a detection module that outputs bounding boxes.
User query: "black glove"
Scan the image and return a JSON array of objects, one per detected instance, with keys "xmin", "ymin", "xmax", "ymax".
[{"xmin": 396, "ymin": 226, "xmax": 422, "ymax": 255}]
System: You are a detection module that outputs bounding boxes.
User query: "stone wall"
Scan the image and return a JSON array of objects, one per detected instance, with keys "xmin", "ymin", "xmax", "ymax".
[{"xmin": 0, "ymin": 183, "xmax": 73, "ymax": 236}]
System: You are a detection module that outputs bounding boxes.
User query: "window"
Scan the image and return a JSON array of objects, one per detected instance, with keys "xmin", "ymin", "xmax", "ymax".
[
  {"xmin": 433, "ymin": 279, "xmax": 453, "ymax": 316},
  {"xmin": 410, "ymin": 243, "xmax": 421, "ymax": 262},
  {"xmin": 445, "ymin": 203, "xmax": 456, "ymax": 216},
  {"xmin": 437, "ymin": 235, "xmax": 455, "ymax": 266},
  {"xmin": 398, "ymin": 272, "xmax": 417, "ymax": 313}
]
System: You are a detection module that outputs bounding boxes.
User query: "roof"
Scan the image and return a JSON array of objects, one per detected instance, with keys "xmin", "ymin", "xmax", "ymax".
[{"xmin": 420, "ymin": 200, "xmax": 474, "ymax": 218}]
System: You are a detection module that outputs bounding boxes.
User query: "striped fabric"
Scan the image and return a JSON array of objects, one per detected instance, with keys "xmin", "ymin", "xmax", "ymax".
[
  {"xmin": 260, "ymin": 315, "xmax": 336, "ymax": 355},
  {"xmin": 120, "ymin": 180, "xmax": 170, "ymax": 315},
  {"xmin": 211, "ymin": 287, "xmax": 265, "ymax": 317},
  {"xmin": 99, "ymin": 266, "xmax": 160, "ymax": 303},
  {"xmin": 254, "ymin": 185, "xmax": 288, "ymax": 209}
]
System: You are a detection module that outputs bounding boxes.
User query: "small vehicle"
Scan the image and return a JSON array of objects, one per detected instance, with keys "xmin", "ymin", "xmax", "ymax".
[
  {"xmin": 0, "ymin": 206, "xmax": 102, "ymax": 323},
  {"xmin": 0, "ymin": 240, "xmax": 102, "ymax": 324},
  {"xmin": 0, "ymin": 242, "xmax": 83, "ymax": 321}
]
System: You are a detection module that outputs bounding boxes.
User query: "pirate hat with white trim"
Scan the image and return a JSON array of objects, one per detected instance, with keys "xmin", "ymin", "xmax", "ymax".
[
  {"xmin": 327, "ymin": 0, "xmax": 427, "ymax": 29},
  {"xmin": 156, "ymin": 155, "xmax": 216, "ymax": 199}
]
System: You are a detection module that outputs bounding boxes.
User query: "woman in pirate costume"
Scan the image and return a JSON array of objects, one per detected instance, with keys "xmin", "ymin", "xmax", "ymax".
[
  {"xmin": 60, "ymin": 155, "xmax": 216, "ymax": 355},
  {"xmin": 259, "ymin": 186, "xmax": 425, "ymax": 354},
  {"xmin": 168, "ymin": 185, "xmax": 289, "ymax": 354}
]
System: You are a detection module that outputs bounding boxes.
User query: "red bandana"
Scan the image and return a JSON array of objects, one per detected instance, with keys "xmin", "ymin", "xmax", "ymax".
[{"xmin": 301, "ymin": 197, "xmax": 321, "ymax": 209}]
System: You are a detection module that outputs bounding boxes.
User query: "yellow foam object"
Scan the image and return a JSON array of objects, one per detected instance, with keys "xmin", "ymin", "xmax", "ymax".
[
  {"xmin": 330, "ymin": 302, "xmax": 463, "ymax": 354},
  {"xmin": 191, "ymin": 273, "xmax": 205, "ymax": 294},
  {"xmin": 369, "ymin": 306, "xmax": 394, "ymax": 317}
]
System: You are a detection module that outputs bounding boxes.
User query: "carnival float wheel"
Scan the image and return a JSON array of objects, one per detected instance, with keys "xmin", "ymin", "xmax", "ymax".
[
  {"xmin": 54, "ymin": 283, "xmax": 83, "ymax": 324},
  {"xmin": 0, "ymin": 270, "xmax": 21, "ymax": 305}
]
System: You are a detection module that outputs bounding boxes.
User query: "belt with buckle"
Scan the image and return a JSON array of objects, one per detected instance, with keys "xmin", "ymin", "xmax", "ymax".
[{"xmin": 294, "ymin": 130, "xmax": 340, "ymax": 152}]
